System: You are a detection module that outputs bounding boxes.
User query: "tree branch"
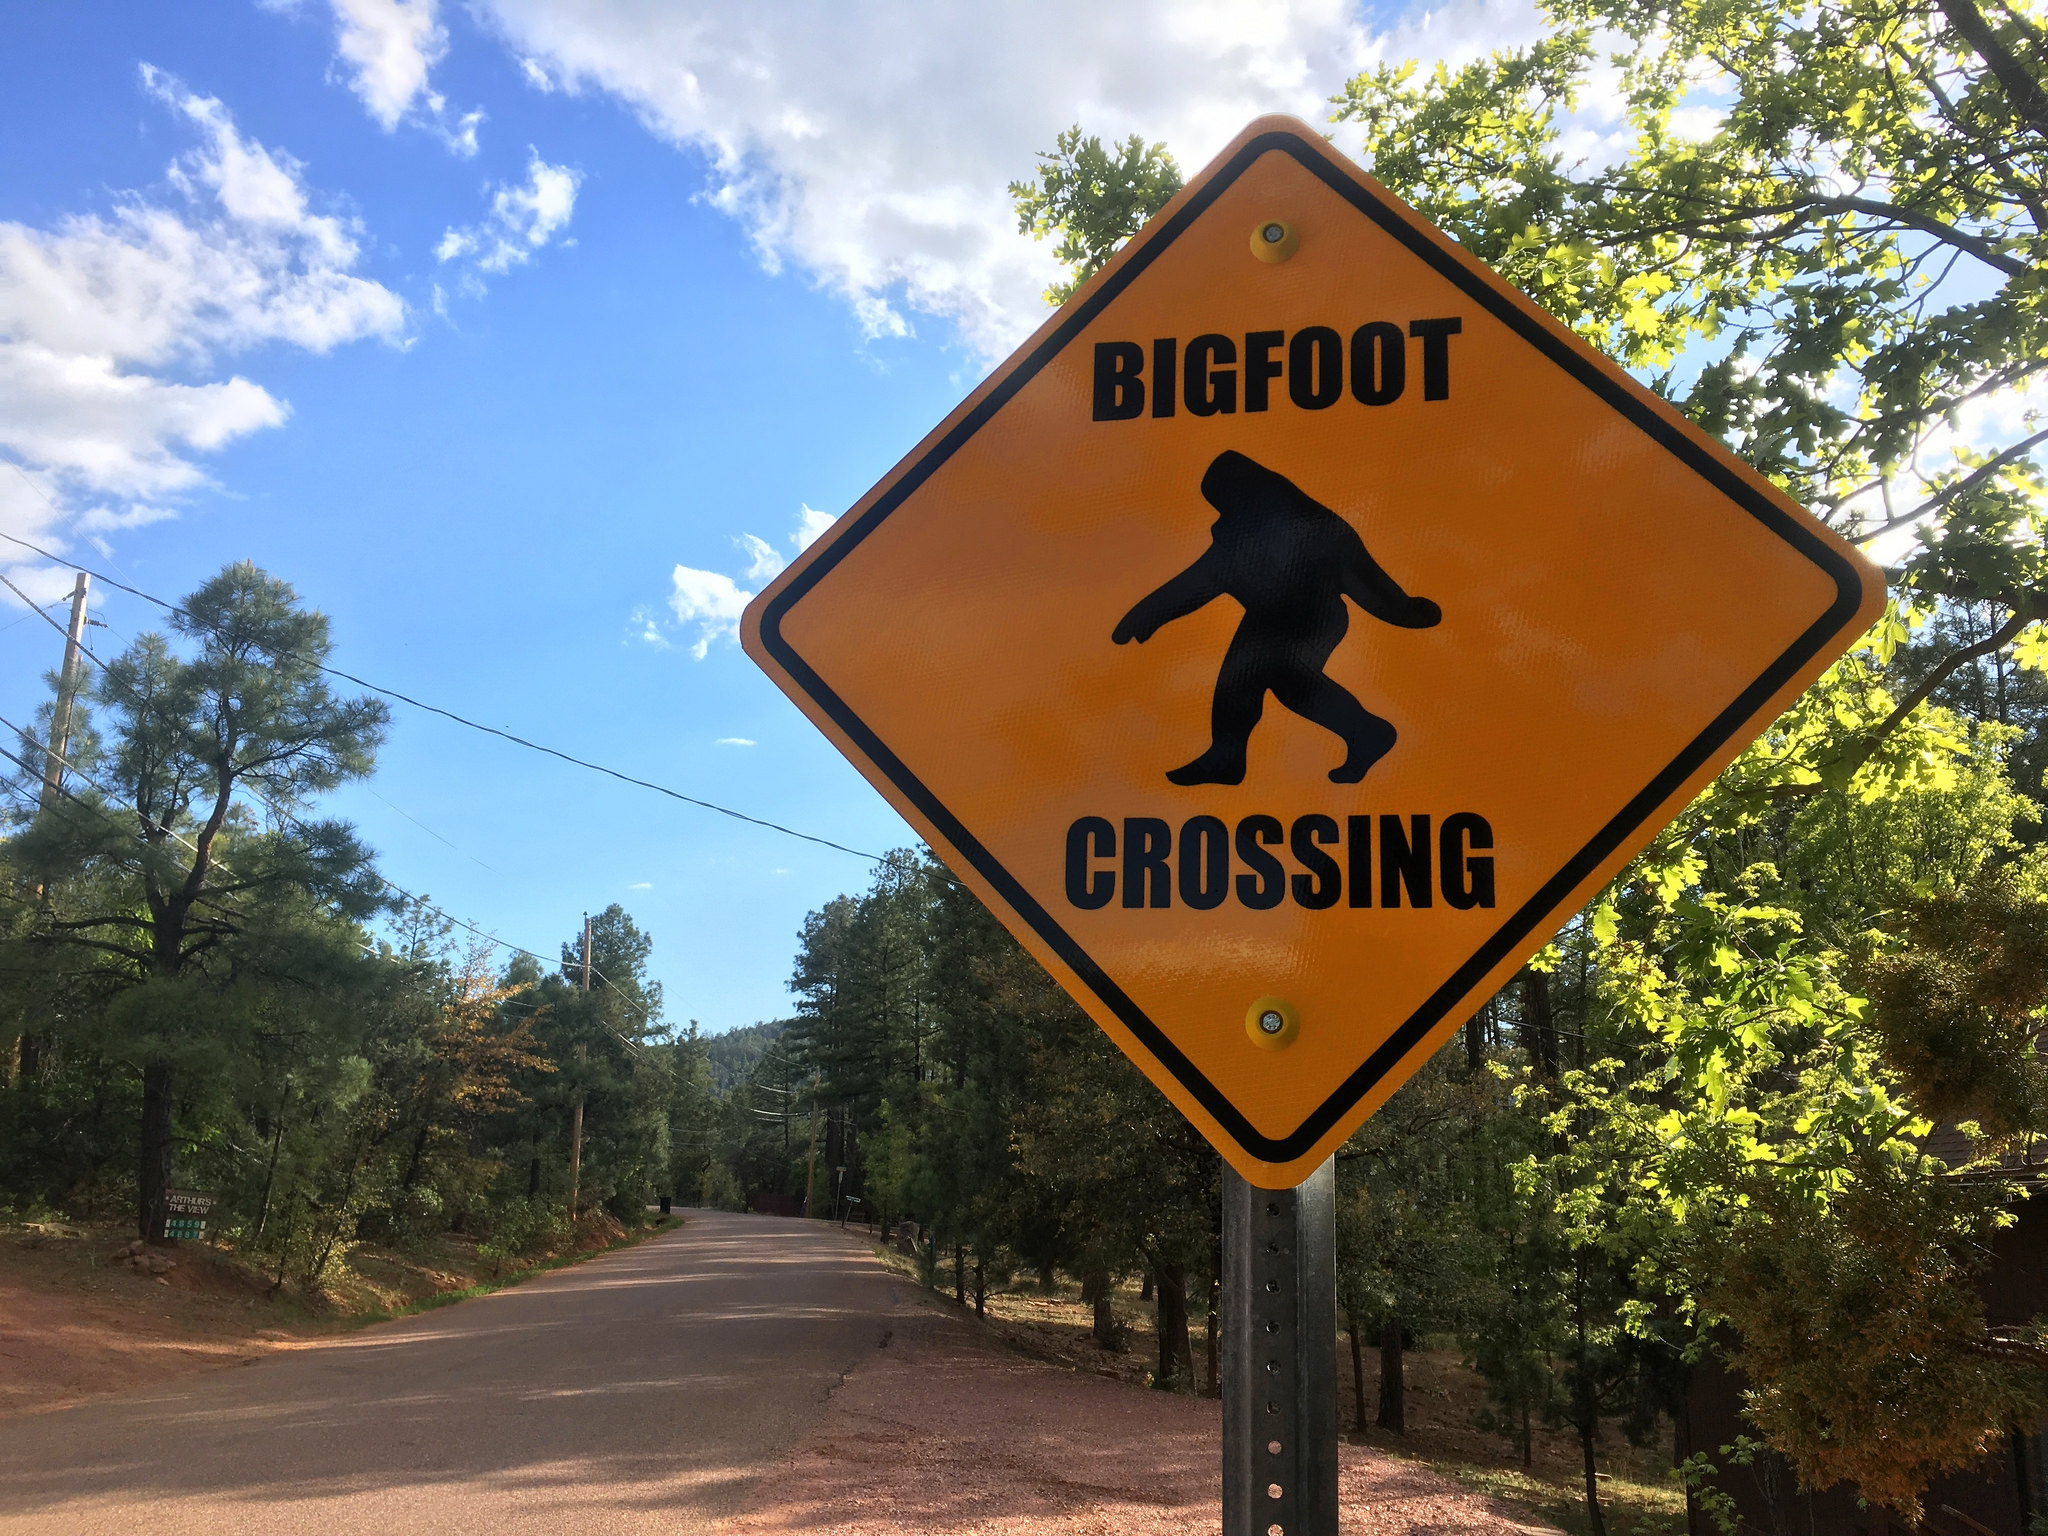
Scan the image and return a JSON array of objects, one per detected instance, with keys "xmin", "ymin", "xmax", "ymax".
[
  {"xmin": 1821, "ymin": 194, "xmax": 2026, "ymax": 277},
  {"xmin": 1598, "ymin": 186, "xmax": 2026, "ymax": 276},
  {"xmin": 26, "ymin": 933, "xmax": 153, "ymax": 967},
  {"xmin": 1834, "ymin": 604, "xmax": 2033, "ymax": 779},
  {"xmin": 41, "ymin": 914, "xmax": 152, "ymax": 933},
  {"xmin": 1938, "ymin": 0, "xmax": 2048, "ymax": 141},
  {"xmin": 1975, "ymin": 1334, "xmax": 2048, "ymax": 1373},
  {"xmin": 1850, "ymin": 424, "xmax": 2048, "ymax": 543}
]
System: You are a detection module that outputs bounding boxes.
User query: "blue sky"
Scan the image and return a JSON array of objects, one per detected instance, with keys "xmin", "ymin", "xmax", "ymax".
[{"xmin": 0, "ymin": 0, "xmax": 1548, "ymax": 1033}]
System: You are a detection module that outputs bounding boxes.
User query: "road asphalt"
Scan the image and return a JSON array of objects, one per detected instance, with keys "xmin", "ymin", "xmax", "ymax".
[{"xmin": 0, "ymin": 1211, "xmax": 907, "ymax": 1534}]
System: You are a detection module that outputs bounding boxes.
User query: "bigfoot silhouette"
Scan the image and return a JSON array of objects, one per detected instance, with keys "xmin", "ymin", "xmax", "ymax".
[{"xmin": 1112, "ymin": 450, "xmax": 1441, "ymax": 786}]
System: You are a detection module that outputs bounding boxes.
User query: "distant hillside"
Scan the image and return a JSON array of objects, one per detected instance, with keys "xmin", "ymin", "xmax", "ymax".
[{"xmin": 704, "ymin": 1019, "xmax": 791, "ymax": 1095}]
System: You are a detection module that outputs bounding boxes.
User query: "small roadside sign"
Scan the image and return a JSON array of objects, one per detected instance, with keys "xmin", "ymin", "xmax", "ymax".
[
  {"xmin": 742, "ymin": 114, "xmax": 1882, "ymax": 1188},
  {"xmin": 164, "ymin": 1189, "xmax": 216, "ymax": 1241}
]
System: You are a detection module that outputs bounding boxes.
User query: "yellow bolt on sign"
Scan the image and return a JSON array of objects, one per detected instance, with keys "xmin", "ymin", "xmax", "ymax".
[{"xmin": 743, "ymin": 115, "xmax": 1883, "ymax": 1187}]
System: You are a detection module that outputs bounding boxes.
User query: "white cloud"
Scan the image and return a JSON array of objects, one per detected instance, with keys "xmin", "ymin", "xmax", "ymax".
[
  {"xmin": 628, "ymin": 880, "xmax": 654, "ymax": 889},
  {"xmin": 0, "ymin": 68, "xmax": 404, "ymax": 558},
  {"xmin": 473, "ymin": 0, "xmax": 1544, "ymax": 359},
  {"xmin": 325, "ymin": 0, "xmax": 483, "ymax": 154},
  {"xmin": 0, "ymin": 345, "xmax": 284, "ymax": 499},
  {"xmin": 794, "ymin": 503, "xmax": 835, "ymax": 550},
  {"xmin": 666, "ymin": 564, "xmax": 751, "ymax": 659},
  {"xmin": 435, "ymin": 108, "xmax": 486, "ymax": 159},
  {"xmin": 631, "ymin": 604, "xmax": 670, "ymax": 648},
  {"xmin": 330, "ymin": 0, "xmax": 444, "ymax": 127},
  {"xmin": 737, "ymin": 532, "xmax": 783, "ymax": 583},
  {"xmin": 715, "ymin": 736, "xmax": 756, "ymax": 747},
  {"xmin": 651, "ymin": 504, "xmax": 841, "ymax": 658},
  {"xmin": 0, "ymin": 470, "xmax": 60, "ymax": 568},
  {"xmin": 436, "ymin": 150, "xmax": 581, "ymax": 290}
]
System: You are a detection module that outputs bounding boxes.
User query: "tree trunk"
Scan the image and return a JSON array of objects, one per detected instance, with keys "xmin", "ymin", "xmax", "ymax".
[
  {"xmin": 1523, "ymin": 968, "xmax": 1559, "ymax": 1078},
  {"xmin": 567, "ymin": 1088, "xmax": 584, "ymax": 1222},
  {"xmin": 1376, "ymin": 1321, "xmax": 1405, "ymax": 1432},
  {"xmin": 139, "ymin": 1056, "xmax": 175, "ymax": 1243},
  {"xmin": 307, "ymin": 1143, "xmax": 368, "ymax": 1291},
  {"xmin": 1153, "ymin": 1261, "xmax": 1191, "ymax": 1391},
  {"xmin": 1464, "ymin": 1009, "xmax": 1484, "ymax": 1072},
  {"xmin": 1676, "ymin": 1407, "xmax": 1700, "ymax": 1534},
  {"xmin": 17, "ymin": 1030, "xmax": 40, "ymax": 1087},
  {"xmin": 528, "ymin": 1153, "xmax": 542, "ymax": 1198},
  {"xmin": 955, "ymin": 1243, "xmax": 966, "ymax": 1306},
  {"xmin": 1580, "ymin": 1419, "xmax": 1607, "ymax": 1536},
  {"xmin": 1140, "ymin": 1269, "xmax": 1153, "ymax": 1301},
  {"xmin": 1348, "ymin": 1315, "xmax": 1369, "ymax": 1433},
  {"xmin": 974, "ymin": 1253, "xmax": 986, "ymax": 1318},
  {"xmin": 1521, "ymin": 1401, "xmax": 1533, "ymax": 1468},
  {"xmin": 1204, "ymin": 1278, "xmax": 1220, "ymax": 1397},
  {"xmin": 1574, "ymin": 1259, "xmax": 1605, "ymax": 1535},
  {"xmin": 254, "ymin": 1106, "xmax": 288, "ymax": 1242},
  {"xmin": 1082, "ymin": 1269, "xmax": 1118, "ymax": 1347},
  {"xmin": 402, "ymin": 1119, "xmax": 431, "ymax": 1190}
]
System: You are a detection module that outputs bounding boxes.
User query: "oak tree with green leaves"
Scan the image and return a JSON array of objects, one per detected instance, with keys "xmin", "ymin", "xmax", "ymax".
[
  {"xmin": 1018, "ymin": 0, "xmax": 2048, "ymax": 1515},
  {"xmin": 1326, "ymin": 0, "xmax": 2048, "ymax": 1510},
  {"xmin": 1010, "ymin": 127, "xmax": 1183, "ymax": 304}
]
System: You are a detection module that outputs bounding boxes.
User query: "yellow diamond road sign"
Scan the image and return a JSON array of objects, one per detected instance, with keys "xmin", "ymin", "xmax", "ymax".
[{"xmin": 743, "ymin": 114, "xmax": 1883, "ymax": 1187}]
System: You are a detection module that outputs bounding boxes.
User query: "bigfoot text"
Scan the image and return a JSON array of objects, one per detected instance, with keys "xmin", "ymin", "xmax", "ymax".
[
  {"xmin": 1063, "ymin": 813, "xmax": 1496, "ymax": 911},
  {"xmin": 1092, "ymin": 320, "xmax": 1463, "ymax": 422}
]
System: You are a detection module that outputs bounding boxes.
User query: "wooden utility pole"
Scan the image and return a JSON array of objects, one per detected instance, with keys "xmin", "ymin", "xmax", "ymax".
[
  {"xmin": 803, "ymin": 1102, "xmax": 821, "ymax": 1218},
  {"xmin": 37, "ymin": 572, "xmax": 90, "ymax": 814},
  {"xmin": 568, "ymin": 913, "xmax": 590, "ymax": 1223},
  {"xmin": 24, "ymin": 571, "xmax": 92, "ymax": 949}
]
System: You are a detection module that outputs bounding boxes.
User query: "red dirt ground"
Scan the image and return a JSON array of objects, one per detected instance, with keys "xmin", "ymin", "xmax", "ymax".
[
  {"xmin": 0, "ymin": 1227, "xmax": 284, "ymax": 1416},
  {"xmin": 731, "ymin": 1294, "xmax": 1558, "ymax": 1536}
]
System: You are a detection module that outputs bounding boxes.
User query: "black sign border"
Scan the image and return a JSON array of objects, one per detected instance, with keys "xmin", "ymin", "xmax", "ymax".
[{"xmin": 760, "ymin": 129, "xmax": 1869, "ymax": 1164}]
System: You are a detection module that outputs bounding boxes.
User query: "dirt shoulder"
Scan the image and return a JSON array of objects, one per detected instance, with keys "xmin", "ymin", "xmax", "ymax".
[
  {"xmin": 731, "ymin": 1284, "xmax": 1557, "ymax": 1536},
  {"xmin": 864, "ymin": 1240, "xmax": 1684, "ymax": 1536},
  {"xmin": 0, "ymin": 1221, "xmax": 288, "ymax": 1417},
  {"xmin": 0, "ymin": 1213, "xmax": 676, "ymax": 1419}
]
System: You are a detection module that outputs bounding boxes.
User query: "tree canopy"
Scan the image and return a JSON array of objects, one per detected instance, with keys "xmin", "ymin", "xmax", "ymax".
[
  {"xmin": 1006, "ymin": 2, "xmax": 2048, "ymax": 1519},
  {"xmin": 4, "ymin": 562, "xmax": 674, "ymax": 1291}
]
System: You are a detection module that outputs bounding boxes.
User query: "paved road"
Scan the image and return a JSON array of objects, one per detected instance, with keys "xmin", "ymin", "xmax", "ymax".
[{"xmin": 0, "ymin": 1212, "xmax": 907, "ymax": 1534}]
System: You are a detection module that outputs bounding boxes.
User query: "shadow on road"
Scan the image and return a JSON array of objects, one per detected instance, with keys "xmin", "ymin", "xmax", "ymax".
[{"xmin": 0, "ymin": 1213, "xmax": 903, "ymax": 1535}]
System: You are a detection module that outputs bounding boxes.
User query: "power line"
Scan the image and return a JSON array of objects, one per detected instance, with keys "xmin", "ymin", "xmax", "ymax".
[
  {"xmin": 0, "ymin": 735, "xmax": 150, "ymax": 851},
  {"xmin": 0, "ymin": 567, "xmax": 76, "ymax": 660},
  {"xmin": 0, "ymin": 595, "xmax": 64, "ymax": 635},
  {"xmin": 0, "ymin": 523, "xmax": 887, "ymax": 863},
  {"xmin": 0, "ymin": 710, "xmax": 656, "ymax": 1052},
  {"xmin": 3, "ymin": 566, "xmax": 668, "ymax": 1036},
  {"xmin": 4, "ymin": 520, "xmax": 972, "ymax": 1037},
  {"xmin": 362, "ymin": 784, "xmax": 507, "ymax": 878},
  {"xmin": 3, "ymin": 527, "xmax": 969, "ymax": 910}
]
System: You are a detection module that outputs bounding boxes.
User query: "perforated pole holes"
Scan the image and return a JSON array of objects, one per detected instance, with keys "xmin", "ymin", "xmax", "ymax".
[{"xmin": 1223, "ymin": 1161, "xmax": 1338, "ymax": 1535}]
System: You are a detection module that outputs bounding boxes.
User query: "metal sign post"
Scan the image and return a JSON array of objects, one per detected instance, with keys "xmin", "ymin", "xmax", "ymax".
[{"xmin": 1224, "ymin": 1158, "xmax": 1338, "ymax": 1536}]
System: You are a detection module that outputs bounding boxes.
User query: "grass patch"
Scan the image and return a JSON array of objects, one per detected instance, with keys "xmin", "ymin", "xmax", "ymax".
[
  {"xmin": 1410, "ymin": 1455, "xmax": 1688, "ymax": 1536},
  {"xmin": 339, "ymin": 1215, "xmax": 683, "ymax": 1328}
]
